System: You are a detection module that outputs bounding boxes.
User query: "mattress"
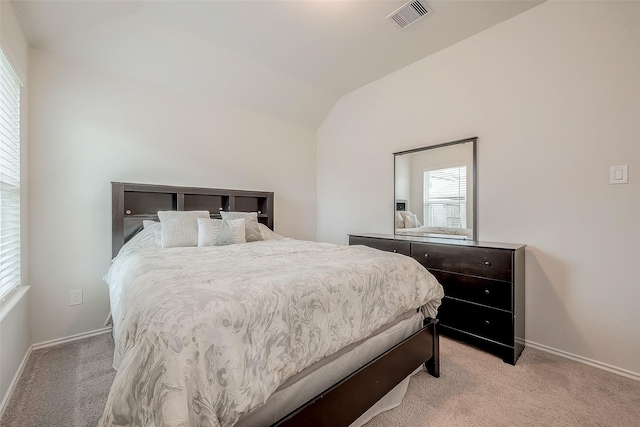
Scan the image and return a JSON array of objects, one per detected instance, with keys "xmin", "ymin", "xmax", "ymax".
[
  {"xmin": 236, "ymin": 310, "xmax": 424, "ymax": 426},
  {"xmin": 100, "ymin": 225, "xmax": 443, "ymax": 427}
]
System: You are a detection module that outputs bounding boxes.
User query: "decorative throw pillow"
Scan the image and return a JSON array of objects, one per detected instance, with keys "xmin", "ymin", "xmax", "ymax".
[
  {"xmin": 397, "ymin": 211, "xmax": 409, "ymax": 227},
  {"xmin": 220, "ymin": 211, "xmax": 263, "ymax": 242},
  {"xmin": 408, "ymin": 212, "xmax": 420, "ymax": 228},
  {"xmin": 157, "ymin": 210, "xmax": 210, "ymax": 248},
  {"xmin": 258, "ymin": 223, "xmax": 284, "ymax": 241},
  {"xmin": 395, "ymin": 212, "xmax": 405, "ymax": 228},
  {"xmin": 141, "ymin": 221, "xmax": 162, "ymax": 246},
  {"xmin": 400, "ymin": 211, "xmax": 419, "ymax": 228},
  {"xmin": 197, "ymin": 218, "xmax": 246, "ymax": 246}
]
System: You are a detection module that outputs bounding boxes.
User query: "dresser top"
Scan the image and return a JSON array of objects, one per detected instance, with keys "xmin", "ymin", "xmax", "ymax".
[{"xmin": 349, "ymin": 233, "xmax": 525, "ymax": 251}]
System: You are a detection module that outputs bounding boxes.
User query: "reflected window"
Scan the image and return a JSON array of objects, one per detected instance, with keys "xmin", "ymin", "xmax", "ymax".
[{"xmin": 423, "ymin": 166, "xmax": 467, "ymax": 229}]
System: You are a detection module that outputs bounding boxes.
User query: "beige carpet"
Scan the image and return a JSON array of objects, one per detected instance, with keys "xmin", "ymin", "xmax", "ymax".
[
  {"xmin": 365, "ymin": 338, "xmax": 640, "ymax": 427},
  {"xmin": 1, "ymin": 333, "xmax": 116, "ymax": 427},
  {"xmin": 2, "ymin": 333, "xmax": 638, "ymax": 427}
]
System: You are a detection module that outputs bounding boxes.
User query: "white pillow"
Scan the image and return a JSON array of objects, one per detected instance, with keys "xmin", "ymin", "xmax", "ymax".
[
  {"xmin": 220, "ymin": 212, "xmax": 263, "ymax": 242},
  {"xmin": 142, "ymin": 220, "xmax": 158, "ymax": 228},
  {"xmin": 141, "ymin": 221, "xmax": 162, "ymax": 246},
  {"xmin": 395, "ymin": 212, "xmax": 405, "ymax": 228},
  {"xmin": 408, "ymin": 212, "xmax": 420, "ymax": 228},
  {"xmin": 157, "ymin": 210, "xmax": 209, "ymax": 222},
  {"xmin": 400, "ymin": 211, "xmax": 419, "ymax": 228},
  {"xmin": 197, "ymin": 218, "xmax": 246, "ymax": 246},
  {"xmin": 258, "ymin": 223, "xmax": 284, "ymax": 241},
  {"xmin": 157, "ymin": 210, "xmax": 210, "ymax": 248}
]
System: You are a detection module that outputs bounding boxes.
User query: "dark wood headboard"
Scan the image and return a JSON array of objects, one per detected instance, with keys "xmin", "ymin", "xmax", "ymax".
[{"xmin": 112, "ymin": 182, "xmax": 274, "ymax": 258}]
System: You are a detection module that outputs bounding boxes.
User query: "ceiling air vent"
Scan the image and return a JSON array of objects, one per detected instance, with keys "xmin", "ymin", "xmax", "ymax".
[{"xmin": 387, "ymin": 0, "xmax": 431, "ymax": 29}]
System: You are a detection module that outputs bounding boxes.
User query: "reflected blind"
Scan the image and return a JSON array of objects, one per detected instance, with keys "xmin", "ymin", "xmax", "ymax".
[
  {"xmin": 423, "ymin": 166, "xmax": 466, "ymax": 228},
  {"xmin": 0, "ymin": 49, "xmax": 21, "ymax": 298}
]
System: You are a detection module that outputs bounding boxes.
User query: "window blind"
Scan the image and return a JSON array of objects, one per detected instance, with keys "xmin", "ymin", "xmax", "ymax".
[
  {"xmin": 423, "ymin": 166, "xmax": 466, "ymax": 229},
  {"xmin": 0, "ymin": 49, "xmax": 21, "ymax": 299}
]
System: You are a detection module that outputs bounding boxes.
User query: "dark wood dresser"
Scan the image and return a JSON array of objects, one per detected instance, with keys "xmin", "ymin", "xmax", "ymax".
[{"xmin": 349, "ymin": 233, "xmax": 525, "ymax": 365}]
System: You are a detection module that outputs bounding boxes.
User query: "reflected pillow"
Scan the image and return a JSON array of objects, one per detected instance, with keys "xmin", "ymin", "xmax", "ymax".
[
  {"xmin": 197, "ymin": 218, "xmax": 246, "ymax": 246},
  {"xmin": 158, "ymin": 210, "xmax": 210, "ymax": 248},
  {"xmin": 407, "ymin": 212, "xmax": 420, "ymax": 228},
  {"xmin": 220, "ymin": 211, "xmax": 263, "ymax": 242},
  {"xmin": 395, "ymin": 212, "xmax": 405, "ymax": 228},
  {"xmin": 399, "ymin": 211, "xmax": 420, "ymax": 228}
]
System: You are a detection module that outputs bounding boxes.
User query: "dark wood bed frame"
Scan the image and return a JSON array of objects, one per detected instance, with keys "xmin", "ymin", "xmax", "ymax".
[{"xmin": 111, "ymin": 182, "xmax": 440, "ymax": 427}]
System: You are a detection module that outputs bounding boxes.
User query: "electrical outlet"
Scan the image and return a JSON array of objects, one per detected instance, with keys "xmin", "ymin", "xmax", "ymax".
[{"xmin": 70, "ymin": 289, "xmax": 83, "ymax": 306}]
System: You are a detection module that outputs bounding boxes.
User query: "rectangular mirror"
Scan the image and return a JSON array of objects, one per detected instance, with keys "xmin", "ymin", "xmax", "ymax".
[{"xmin": 394, "ymin": 137, "xmax": 477, "ymax": 240}]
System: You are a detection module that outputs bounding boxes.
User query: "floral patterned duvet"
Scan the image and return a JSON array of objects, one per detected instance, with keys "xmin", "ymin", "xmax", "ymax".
[{"xmin": 99, "ymin": 226, "xmax": 443, "ymax": 427}]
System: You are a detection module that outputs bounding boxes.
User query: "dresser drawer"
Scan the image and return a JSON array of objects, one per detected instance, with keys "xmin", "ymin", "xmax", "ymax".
[
  {"xmin": 349, "ymin": 236, "xmax": 411, "ymax": 256},
  {"xmin": 438, "ymin": 298, "xmax": 513, "ymax": 346},
  {"xmin": 411, "ymin": 243, "xmax": 513, "ymax": 281},
  {"xmin": 431, "ymin": 270, "xmax": 512, "ymax": 311}
]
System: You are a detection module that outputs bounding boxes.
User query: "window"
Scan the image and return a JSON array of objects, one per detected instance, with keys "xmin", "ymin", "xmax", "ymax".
[
  {"xmin": 423, "ymin": 166, "xmax": 466, "ymax": 229},
  {"xmin": 0, "ymin": 49, "xmax": 21, "ymax": 299}
]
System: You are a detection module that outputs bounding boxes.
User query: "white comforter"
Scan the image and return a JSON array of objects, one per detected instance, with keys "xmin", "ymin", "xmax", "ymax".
[
  {"xmin": 99, "ymin": 226, "xmax": 443, "ymax": 427},
  {"xmin": 396, "ymin": 225, "xmax": 473, "ymax": 238}
]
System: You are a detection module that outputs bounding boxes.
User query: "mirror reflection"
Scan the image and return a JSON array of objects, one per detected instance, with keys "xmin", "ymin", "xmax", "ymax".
[{"xmin": 394, "ymin": 137, "xmax": 477, "ymax": 240}]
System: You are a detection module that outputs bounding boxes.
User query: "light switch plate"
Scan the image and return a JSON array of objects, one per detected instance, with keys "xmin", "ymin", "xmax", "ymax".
[{"xmin": 610, "ymin": 165, "xmax": 628, "ymax": 184}]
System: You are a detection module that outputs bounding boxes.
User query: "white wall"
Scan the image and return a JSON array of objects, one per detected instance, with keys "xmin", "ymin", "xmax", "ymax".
[
  {"xmin": 0, "ymin": 288, "xmax": 30, "ymax": 411},
  {"xmin": 28, "ymin": 48, "xmax": 317, "ymax": 344},
  {"xmin": 318, "ymin": 1, "xmax": 640, "ymax": 376},
  {"xmin": 0, "ymin": 0, "xmax": 30, "ymax": 410}
]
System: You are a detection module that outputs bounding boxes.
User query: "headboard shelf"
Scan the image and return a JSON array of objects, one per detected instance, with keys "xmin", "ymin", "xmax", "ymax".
[
  {"xmin": 122, "ymin": 213, "xmax": 270, "ymax": 219},
  {"xmin": 112, "ymin": 182, "xmax": 274, "ymax": 258}
]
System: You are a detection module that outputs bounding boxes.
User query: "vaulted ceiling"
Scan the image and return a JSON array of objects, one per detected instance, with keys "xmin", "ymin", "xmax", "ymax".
[{"xmin": 11, "ymin": 0, "xmax": 543, "ymax": 128}]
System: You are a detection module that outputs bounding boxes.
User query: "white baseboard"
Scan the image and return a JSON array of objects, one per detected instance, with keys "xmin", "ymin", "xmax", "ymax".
[
  {"xmin": 525, "ymin": 339, "xmax": 640, "ymax": 382},
  {"xmin": 0, "ymin": 345, "xmax": 32, "ymax": 419},
  {"xmin": 32, "ymin": 326, "xmax": 112, "ymax": 350}
]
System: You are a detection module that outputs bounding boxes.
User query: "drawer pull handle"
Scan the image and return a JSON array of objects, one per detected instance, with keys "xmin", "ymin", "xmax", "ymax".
[
  {"xmin": 484, "ymin": 289, "xmax": 490, "ymax": 295},
  {"xmin": 393, "ymin": 249, "xmax": 397, "ymax": 253},
  {"xmin": 484, "ymin": 261, "xmax": 491, "ymax": 267},
  {"xmin": 484, "ymin": 320, "xmax": 490, "ymax": 326},
  {"xmin": 424, "ymin": 253, "xmax": 430, "ymax": 258}
]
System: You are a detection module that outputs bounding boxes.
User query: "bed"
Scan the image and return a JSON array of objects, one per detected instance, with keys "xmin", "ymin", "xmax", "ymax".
[
  {"xmin": 395, "ymin": 211, "xmax": 473, "ymax": 239},
  {"xmin": 395, "ymin": 226, "xmax": 473, "ymax": 239},
  {"xmin": 101, "ymin": 183, "xmax": 444, "ymax": 427}
]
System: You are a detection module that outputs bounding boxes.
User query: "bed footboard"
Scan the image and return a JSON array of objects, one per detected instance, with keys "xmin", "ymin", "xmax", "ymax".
[
  {"xmin": 273, "ymin": 318, "xmax": 439, "ymax": 427},
  {"xmin": 425, "ymin": 317, "xmax": 440, "ymax": 378}
]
